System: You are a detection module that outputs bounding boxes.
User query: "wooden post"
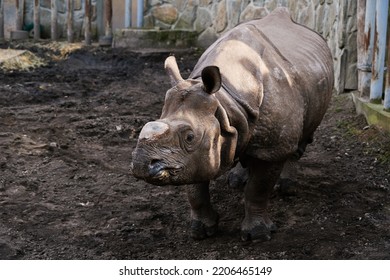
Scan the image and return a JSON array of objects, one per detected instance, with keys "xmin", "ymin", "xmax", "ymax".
[
  {"xmin": 67, "ymin": 0, "xmax": 74, "ymax": 43},
  {"xmin": 34, "ymin": 0, "xmax": 40, "ymax": 40},
  {"xmin": 104, "ymin": 0, "xmax": 112, "ymax": 37},
  {"xmin": 15, "ymin": 0, "xmax": 22, "ymax": 30},
  {"xmin": 51, "ymin": 0, "xmax": 57, "ymax": 40},
  {"xmin": 84, "ymin": 0, "xmax": 91, "ymax": 45},
  {"xmin": 0, "ymin": 0, "xmax": 4, "ymax": 41}
]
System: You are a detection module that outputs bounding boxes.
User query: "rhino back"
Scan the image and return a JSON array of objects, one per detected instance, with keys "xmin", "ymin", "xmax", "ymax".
[{"xmin": 191, "ymin": 8, "xmax": 334, "ymax": 161}]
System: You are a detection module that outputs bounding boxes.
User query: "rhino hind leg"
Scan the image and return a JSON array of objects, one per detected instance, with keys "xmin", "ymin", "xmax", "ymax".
[
  {"xmin": 187, "ymin": 182, "xmax": 219, "ymax": 240},
  {"xmin": 277, "ymin": 156, "xmax": 299, "ymax": 195},
  {"xmin": 277, "ymin": 136, "xmax": 313, "ymax": 195},
  {"xmin": 227, "ymin": 162, "xmax": 248, "ymax": 190},
  {"xmin": 241, "ymin": 159, "xmax": 284, "ymax": 241}
]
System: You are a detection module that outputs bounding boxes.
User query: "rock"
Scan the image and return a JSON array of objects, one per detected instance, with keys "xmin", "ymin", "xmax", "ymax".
[
  {"xmin": 49, "ymin": 142, "xmax": 58, "ymax": 148},
  {"xmin": 174, "ymin": 1, "xmax": 197, "ymax": 29},
  {"xmin": 315, "ymin": 4, "xmax": 326, "ymax": 35},
  {"xmin": 345, "ymin": 62, "xmax": 358, "ymax": 90},
  {"xmin": 150, "ymin": 0, "xmax": 161, "ymax": 6},
  {"xmin": 152, "ymin": 4, "xmax": 179, "ymax": 25},
  {"xmin": 143, "ymin": 14, "xmax": 154, "ymax": 29},
  {"xmin": 335, "ymin": 48, "xmax": 348, "ymax": 94},
  {"xmin": 172, "ymin": 0, "xmax": 188, "ymax": 12},
  {"xmin": 199, "ymin": 0, "xmax": 213, "ymax": 7},
  {"xmin": 347, "ymin": 0, "xmax": 357, "ymax": 17},
  {"xmin": 264, "ymin": 0, "xmax": 278, "ymax": 11},
  {"xmin": 154, "ymin": 20, "xmax": 173, "ymax": 30},
  {"xmin": 337, "ymin": 0, "xmax": 348, "ymax": 48},
  {"xmin": 240, "ymin": 5, "xmax": 269, "ymax": 22},
  {"xmin": 296, "ymin": 1, "xmax": 315, "ymax": 29},
  {"xmin": 215, "ymin": 0, "xmax": 227, "ymax": 33},
  {"xmin": 253, "ymin": 0, "xmax": 265, "ymax": 7},
  {"xmin": 194, "ymin": 8, "xmax": 212, "ymax": 33},
  {"xmin": 226, "ymin": 0, "xmax": 242, "ymax": 28}
]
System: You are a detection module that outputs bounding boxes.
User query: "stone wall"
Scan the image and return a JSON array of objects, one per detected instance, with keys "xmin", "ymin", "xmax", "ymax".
[
  {"xmin": 144, "ymin": 0, "xmax": 358, "ymax": 93},
  {"xmin": 2, "ymin": 0, "xmax": 357, "ymax": 92}
]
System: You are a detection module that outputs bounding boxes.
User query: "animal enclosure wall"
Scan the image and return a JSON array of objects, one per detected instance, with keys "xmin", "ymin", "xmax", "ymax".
[
  {"xmin": 144, "ymin": 0, "xmax": 359, "ymax": 93},
  {"xmin": 1, "ymin": 0, "xmax": 358, "ymax": 93}
]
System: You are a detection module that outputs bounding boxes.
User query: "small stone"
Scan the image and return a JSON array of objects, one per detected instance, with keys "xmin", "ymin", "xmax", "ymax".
[{"xmin": 49, "ymin": 142, "xmax": 58, "ymax": 148}]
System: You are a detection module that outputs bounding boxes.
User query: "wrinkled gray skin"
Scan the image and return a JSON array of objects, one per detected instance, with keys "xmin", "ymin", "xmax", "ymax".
[{"xmin": 132, "ymin": 8, "xmax": 334, "ymax": 241}]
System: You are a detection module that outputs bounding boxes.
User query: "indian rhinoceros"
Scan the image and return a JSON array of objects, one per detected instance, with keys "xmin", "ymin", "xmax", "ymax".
[{"xmin": 131, "ymin": 7, "xmax": 334, "ymax": 241}]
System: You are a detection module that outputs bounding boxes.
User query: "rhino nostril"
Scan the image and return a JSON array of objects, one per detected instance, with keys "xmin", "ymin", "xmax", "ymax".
[
  {"xmin": 149, "ymin": 159, "xmax": 165, "ymax": 177},
  {"xmin": 150, "ymin": 159, "xmax": 162, "ymax": 166}
]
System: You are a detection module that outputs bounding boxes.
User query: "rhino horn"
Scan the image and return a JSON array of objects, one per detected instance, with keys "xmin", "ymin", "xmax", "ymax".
[
  {"xmin": 201, "ymin": 66, "xmax": 222, "ymax": 94},
  {"xmin": 165, "ymin": 56, "xmax": 183, "ymax": 86},
  {"xmin": 139, "ymin": 121, "xmax": 170, "ymax": 141}
]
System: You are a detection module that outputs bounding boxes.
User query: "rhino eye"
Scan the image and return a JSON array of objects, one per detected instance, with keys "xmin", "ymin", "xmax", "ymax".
[
  {"xmin": 181, "ymin": 129, "xmax": 197, "ymax": 152},
  {"xmin": 185, "ymin": 132, "xmax": 195, "ymax": 143}
]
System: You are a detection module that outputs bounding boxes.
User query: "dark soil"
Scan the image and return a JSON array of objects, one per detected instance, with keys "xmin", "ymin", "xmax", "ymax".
[{"xmin": 0, "ymin": 42, "xmax": 389, "ymax": 260}]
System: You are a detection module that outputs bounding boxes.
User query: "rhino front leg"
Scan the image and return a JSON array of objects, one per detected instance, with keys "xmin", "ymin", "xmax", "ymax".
[
  {"xmin": 241, "ymin": 159, "xmax": 284, "ymax": 241},
  {"xmin": 187, "ymin": 182, "xmax": 219, "ymax": 240}
]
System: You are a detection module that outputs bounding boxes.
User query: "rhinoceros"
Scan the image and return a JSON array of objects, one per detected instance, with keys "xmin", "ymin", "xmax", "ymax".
[{"xmin": 131, "ymin": 7, "xmax": 334, "ymax": 241}]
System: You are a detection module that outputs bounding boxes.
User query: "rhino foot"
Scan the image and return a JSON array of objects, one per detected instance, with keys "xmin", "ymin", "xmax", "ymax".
[
  {"xmin": 190, "ymin": 217, "xmax": 219, "ymax": 240},
  {"xmin": 241, "ymin": 222, "xmax": 277, "ymax": 242},
  {"xmin": 276, "ymin": 178, "xmax": 297, "ymax": 196}
]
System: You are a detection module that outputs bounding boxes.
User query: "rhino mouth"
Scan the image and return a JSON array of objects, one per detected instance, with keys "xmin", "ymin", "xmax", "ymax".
[
  {"xmin": 148, "ymin": 168, "xmax": 183, "ymax": 185},
  {"xmin": 132, "ymin": 158, "xmax": 183, "ymax": 186},
  {"xmin": 151, "ymin": 169, "xmax": 176, "ymax": 183}
]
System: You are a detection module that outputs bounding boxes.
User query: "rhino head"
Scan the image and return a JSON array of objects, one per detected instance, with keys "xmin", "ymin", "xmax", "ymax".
[{"xmin": 131, "ymin": 56, "xmax": 238, "ymax": 186}]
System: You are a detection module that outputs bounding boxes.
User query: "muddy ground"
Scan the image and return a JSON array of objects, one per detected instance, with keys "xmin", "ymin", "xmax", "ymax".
[{"xmin": 0, "ymin": 42, "xmax": 389, "ymax": 260}]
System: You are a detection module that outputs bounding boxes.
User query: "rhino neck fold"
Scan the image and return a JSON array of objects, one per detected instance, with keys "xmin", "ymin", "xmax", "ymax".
[
  {"xmin": 215, "ymin": 101, "xmax": 238, "ymax": 172},
  {"xmin": 215, "ymin": 82, "xmax": 261, "ymax": 159},
  {"xmin": 220, "ymin": 82, "xmax": 260, "ymax": 122}
]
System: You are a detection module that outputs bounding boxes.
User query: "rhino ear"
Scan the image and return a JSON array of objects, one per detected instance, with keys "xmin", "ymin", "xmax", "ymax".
[
  {"xmin": 165, "ymin": 56, "xmax": 183, "ymax": 86},
  {"xmin": 201, "ymin": 66, "xmax": 221, "ymax": 94}
]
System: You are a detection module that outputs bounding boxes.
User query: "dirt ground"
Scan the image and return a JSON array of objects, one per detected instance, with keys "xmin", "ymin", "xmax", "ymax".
[{"xmin": 0, "ymin": 42, "xmax": 389, "ymax": 260}]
